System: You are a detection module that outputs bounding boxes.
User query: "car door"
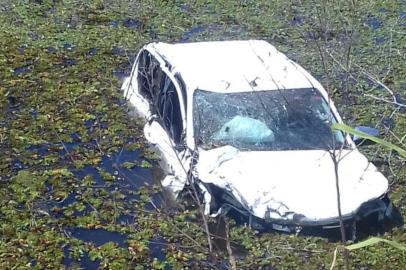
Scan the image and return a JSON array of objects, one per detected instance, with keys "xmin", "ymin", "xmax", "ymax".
[{"xmin": 140, "ymin": 52, "xmax": 189, "ymax": 182}]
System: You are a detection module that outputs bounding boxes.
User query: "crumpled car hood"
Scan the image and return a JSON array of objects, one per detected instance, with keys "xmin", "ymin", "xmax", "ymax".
[{"xmin": 196, "ymin": 146, "xmax": 389, "ymax": 223}]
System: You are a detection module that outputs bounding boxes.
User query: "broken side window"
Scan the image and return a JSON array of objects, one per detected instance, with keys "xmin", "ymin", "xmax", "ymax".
[
  {"xmin": 174, "ymin": 73, "xmax": 187, "ymax": 114},
  {"xmin": 158, "ymin": 74, "xmax": 183, "ymax": 144},
  {"xmin": 137, "ymin": 50, "xmax": 183, "ymax": 144},
  {"xmin": 137, "ymin": 50, "xmax": 161, "ymax": 110}
]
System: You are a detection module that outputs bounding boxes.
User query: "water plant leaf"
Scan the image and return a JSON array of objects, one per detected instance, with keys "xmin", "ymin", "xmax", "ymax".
[
  {"xmin": 346, "ymin": 237, "xmax": 406, "ymax": 251},
  {"xmin": 332, "ymin": 123, "xmax": 406, "ymax": 158}
]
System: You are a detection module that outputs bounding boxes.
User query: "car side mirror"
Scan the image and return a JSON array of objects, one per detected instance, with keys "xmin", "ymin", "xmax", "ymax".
[{"xmin": 353, "ymin": 126, "xmax": 380, "ymax": 146}]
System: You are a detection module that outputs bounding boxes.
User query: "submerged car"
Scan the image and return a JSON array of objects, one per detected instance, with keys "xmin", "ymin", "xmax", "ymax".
[{"xmin": 122, "ymin": 40, "xmax": 397, "ymax": 236}]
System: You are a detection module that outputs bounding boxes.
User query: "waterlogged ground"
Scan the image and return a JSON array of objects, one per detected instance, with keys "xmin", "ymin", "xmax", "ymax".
[{"xmin": 0, "ymin": 0, "xmax": 405, "ymax": 269}]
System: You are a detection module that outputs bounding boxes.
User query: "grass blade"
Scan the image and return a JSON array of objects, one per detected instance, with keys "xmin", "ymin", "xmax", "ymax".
[
  {"xmin": 332, "ymin": 123, "xmax": 406, "ymax": 158},
  {"xmin": 346, "ymin": 237, "xmax": 406, "ymax": 251}
]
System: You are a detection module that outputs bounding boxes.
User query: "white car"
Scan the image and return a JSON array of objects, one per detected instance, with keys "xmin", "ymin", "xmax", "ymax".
[{"xmin": 122, "ymin": 40, "xmax": 397, "ymax": 235}]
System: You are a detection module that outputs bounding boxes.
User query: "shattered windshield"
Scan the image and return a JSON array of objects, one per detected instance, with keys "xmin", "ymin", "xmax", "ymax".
[{"xmin": 193, "ymin": 88, "xmax": 346, "ymax": 151}]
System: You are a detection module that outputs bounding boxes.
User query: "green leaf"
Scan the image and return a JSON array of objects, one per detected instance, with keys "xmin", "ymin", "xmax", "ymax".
[
  {"xmin": 332, "ymin": 123, "xmax": 406, "ymax": 158},
  {"xmin": 121, "ymin": 161, "xmax": 136, "ymax": 169},
  {"xmin": 140, "ymin": 160, "xmax": 152, "ymax": 168},
  {"xmin": 346, "ymin": 237, "xmax": 406, "ymax": 251}
]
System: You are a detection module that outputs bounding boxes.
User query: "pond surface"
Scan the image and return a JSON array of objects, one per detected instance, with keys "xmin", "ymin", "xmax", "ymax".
[{"xmin": 1, "ymin": 1, "xmax": 405, "ymax": 269}]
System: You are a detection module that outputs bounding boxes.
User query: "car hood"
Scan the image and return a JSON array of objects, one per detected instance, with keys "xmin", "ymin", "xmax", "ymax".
[{"xmin": 196, "ymin": 146, "xmax": 389, "ymax": 223}]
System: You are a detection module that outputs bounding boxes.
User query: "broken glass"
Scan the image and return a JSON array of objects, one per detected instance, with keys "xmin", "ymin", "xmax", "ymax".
[
  {"xmin": 193, "ymin": 88, "xmax": 345, "ymax": 151},
  {"xmin": 137, "ymin": 51, "xmax": 183, "ymax": 144}
]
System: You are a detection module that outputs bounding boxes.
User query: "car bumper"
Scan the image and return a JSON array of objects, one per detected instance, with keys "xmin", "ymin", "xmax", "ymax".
[{"xmin": 216, "ymin": 191, "xmax": 392, "ymax": 233}]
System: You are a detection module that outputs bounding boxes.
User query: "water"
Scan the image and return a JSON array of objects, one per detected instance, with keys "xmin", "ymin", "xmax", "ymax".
[
  {"xmin": 46, "ymin": 46, "xmax": 57, "ymax": 53},
  {"xmin": 178, "ymin": 3, "xmax": 192, "ymax": 13},
  {"xmin": 180, "ymin": 25, "xmax": 208, "ymax": 42},
  {"xmin": 47, "ymin": 141, "xmax": 171, "ymax": 223},
  {"xmin": 111, "ymin": 46, "xmax": 126, "ymax": 56},
  {"xmin": 110, "ymin": 19, "xmax": 120, "ymax": 28},
  {"xmin": 116, "ymin": 214, "xmax": 135, "ymax": 225},
  {"xmin": 400, "ymin": 12, "xmax": 406, "ymax": 20},
  {"xmin": 11, "ymin": 160, "xmax": 25, "ymax": 172},
  {"xmin": 6, "ymin": 3, "xmax": 403, "ymax": 268},
  {"xmin": 374, "ymin": 36, "xmax": 386, "ymax": 45},
  {"xmin": 122, "ymin": 18, "xmax": 142, "ymax": 29},
  {"xmin": 291, "ymin": 15, "xmax": 304, "ymax": 25},
  {"xmin": 62, "ymin": 228, "xmax": 170, "ymax": 269},
  {"xmin": 67, "ymin": 227, "xmax": 128, "ymax": 247},
  {"xmin": 179, "ymin": 24, "xmax": 249, "ymax": 42},
  {"xmin": 63, "ymin": 58, "xmax": 76, "ymax": 67},
  {"xmin": 58, "ymin": 192, "xmax": 77, "ymax": 207},
  {"xmin": 27, "ymin": 144, "xmax": 50, "ymax": 156},
  {"xmin": 26, "ymin": 135, "xmax": 174, "ymax": 220},
  {"xmin": 365, "ymin": 16, "xmax": 383, "ymax": 30},
  {"xmin": 63, "ymin": 245, "xmax": 100, "ymax": 270},
  {"xmin": 113, "ymin": 69, "xmax": 130, "ymax": 81},
  {"xmin": 17, "ymin": 46, "xmax": 26, "ymax": 54},
  {"xmin": 62, "ymin": 227, "xmax": 129, "ymax": 270},
  {"xmin": 13, "ymin": 66, "xmax": 31, "ymax": 75},
  {"xmin": 6, "ymin": 95, "xmax": 18, "ymax": 107},
  {"xmin": 382, "ymin": 116, "xmax": 395, "ymax": 130},
  {"xmin": 87, "ymin": 48, "xmax": 97, "ymax": 56},
  {"xmin": 54, "ymin": 147, "xmax": 172, "ymax": 265},
  {"xmin": 63, "ymin": 43, "xmax": 74, "ymax": 51},
  {"xmin": 149, "ymin": 236, "xmax": 167, "ymax": 261}
]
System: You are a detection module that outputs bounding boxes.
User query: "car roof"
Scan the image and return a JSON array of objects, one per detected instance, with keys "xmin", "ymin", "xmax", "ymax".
[{"xmin": 145, "ymin": 40, "xmax": 321, "ymax": 94}]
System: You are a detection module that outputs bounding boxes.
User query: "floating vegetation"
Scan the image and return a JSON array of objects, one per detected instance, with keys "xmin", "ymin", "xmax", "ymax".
[{"xmin": 0, "ymin": 0, "xmax": 405, "ymax": 269}]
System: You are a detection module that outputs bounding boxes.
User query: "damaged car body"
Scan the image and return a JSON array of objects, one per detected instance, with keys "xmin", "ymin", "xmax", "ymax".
[{"xmin": 122, "ymin": 40, "xmax": 399, "ymax": 236}]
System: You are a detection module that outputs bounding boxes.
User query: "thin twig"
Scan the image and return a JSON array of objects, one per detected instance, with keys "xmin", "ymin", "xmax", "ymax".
[
  {"xmin": 364, "ymin": 94, "xmax": 406, "ymax": 108},
  {"xmin": 53, "ymin": 129, "xmax": 76, "ymax": 164},
  {"xmin": 224, "ymin": 218, "xmax": 237, "ymax": 270}
]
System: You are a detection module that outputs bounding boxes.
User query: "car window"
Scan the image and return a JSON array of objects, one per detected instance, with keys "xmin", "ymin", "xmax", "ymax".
[
  {"xmin": 174, "ymin": 73, "xmax": 187, "ymax": 113},
  {"xmin": 137, "ymin": 51, "xmax": 183, "ymax": 144},
  {"xmin": 193, "ymin": 88, "xmax": 346, "ymax": 151},
  {"xmin": 157, "ymin": 73, "xmax": 183, "ymax": 144},
  {"xmin": 137, "ymin": 50, "xmax": 161, "ymax": 109}
]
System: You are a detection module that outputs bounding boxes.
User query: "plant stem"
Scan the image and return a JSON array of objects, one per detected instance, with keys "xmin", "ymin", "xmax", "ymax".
[{"xmin": 331, "ymin": 151, "xmax": 350, "ymax": 269}]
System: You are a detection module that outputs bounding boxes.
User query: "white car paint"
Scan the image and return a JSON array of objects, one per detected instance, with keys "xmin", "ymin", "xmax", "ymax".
[
  {"xmin": 197, "ymin": 146, "xmax": 388, "ymax": 222},
  {"xmin": 122, "ymin": 40, "xmax": 389, "ymax": 226}
]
